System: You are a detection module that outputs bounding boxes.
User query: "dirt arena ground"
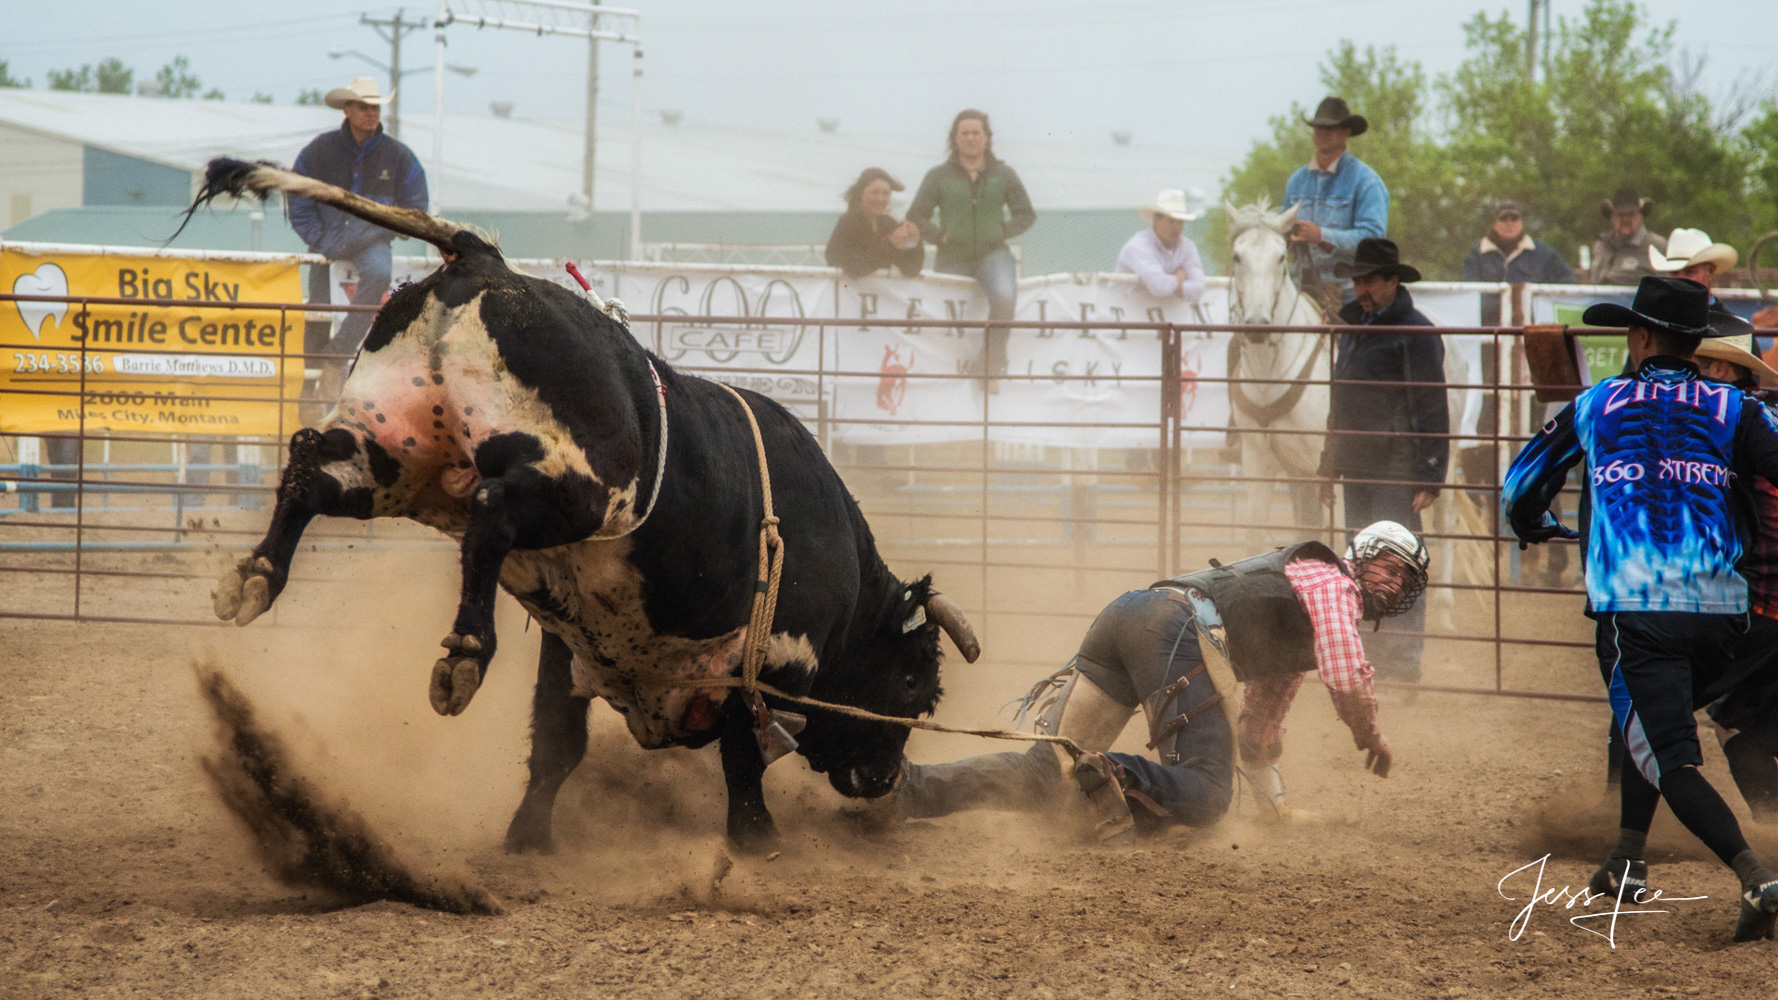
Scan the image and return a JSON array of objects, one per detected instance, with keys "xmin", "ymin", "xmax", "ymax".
[{"xmin": 7, "ymin": 535, "xmax": 1778, "ymax": 999}]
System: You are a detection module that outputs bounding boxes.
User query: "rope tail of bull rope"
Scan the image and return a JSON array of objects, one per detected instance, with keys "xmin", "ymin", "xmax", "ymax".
[
  {"xmin": 708, "ymin": 380, "xmax": 1087, "ymax": 761},
  {"xmin": 713, "ymin": 381, "xmax": 786, "ymax": 703}
]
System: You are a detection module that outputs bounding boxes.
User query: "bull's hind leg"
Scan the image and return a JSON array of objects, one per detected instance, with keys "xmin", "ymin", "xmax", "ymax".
[
  {"xmin": 213, "ymin": 427, "xmax": 381, "ymax": 625},
  {"xmin": 504, "ymin": 632, "xmax": 592, "ymax": 854},
  {"xmin": 431, "ymin": 433, "xmax": 609, "ymax": 716}
]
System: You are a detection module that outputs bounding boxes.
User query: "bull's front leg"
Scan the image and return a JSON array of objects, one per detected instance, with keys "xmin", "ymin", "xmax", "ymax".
[
  {"xmin": 719, "ymin": 701, "xmax": 779, "ymax": 854},
  {"xmin": 214, "ymin": 427, "xmax": 376, "ymax": 625},
  {"xmin": 431, "ymin": 436, "xmax": 607, "ymax": 716}
]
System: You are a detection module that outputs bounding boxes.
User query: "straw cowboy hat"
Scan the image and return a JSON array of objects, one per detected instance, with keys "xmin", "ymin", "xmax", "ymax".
[
  {"xmin": 1695, "ymin": 323, "xmax": 1778, "ymax": 385},
  {"xmin": 324, "ymin": 77, "xmax": 395, "ymax": 110},
  {"xmin": 1600, "ymin": 186, "xmax": 1654, "ymax": 219},
  {"xmin": 1139, "ymin": 189, "xmax": 1203, "ymax": 223},
  {"xmin": 1303, "ymin": 96, "xmax": 1368, "ymax": 136},
  {"xmin": 1649, "ymin": 228, "xmax": 1739, "ymax": 274},
  {"xmin": 1333, "ymin": 237, "xmax": 1421, "ymax": 282}
]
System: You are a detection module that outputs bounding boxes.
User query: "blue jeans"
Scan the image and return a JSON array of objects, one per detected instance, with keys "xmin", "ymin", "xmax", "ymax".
[
  {"xmin": 898, "ymin": 590, "xmax": 1233, "ymax": 830},
  {"xmin": 940, "ymin": 247, "xmax": 1017, "ymax": 376},
  {"xmin": 1342, "ymin": 482, "xmax": 1426, "ymax": 683},
  {"xmin": 310, "ymin": 240, "xmax": 393, "ymax": 363}
]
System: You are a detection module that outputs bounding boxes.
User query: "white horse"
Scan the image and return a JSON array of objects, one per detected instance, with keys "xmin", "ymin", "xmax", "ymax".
[
  {"xmin": 1224, "ymin": 201, "xmax": 1329, "ymax": 538},
  {"xmin": 1223, "ymin": 201, "xmax": 1479, "ymax": 628}
]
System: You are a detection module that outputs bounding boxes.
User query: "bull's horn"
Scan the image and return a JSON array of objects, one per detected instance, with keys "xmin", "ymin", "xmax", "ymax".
[{"xmin": 925, "ymin": 593, "xmax": 980, "ymax": 663}]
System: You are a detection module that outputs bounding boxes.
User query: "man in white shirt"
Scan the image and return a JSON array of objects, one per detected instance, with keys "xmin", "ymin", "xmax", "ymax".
[{"xmin": 1116, "ymin": 190, "xmax": 1206, "ymax": 301}]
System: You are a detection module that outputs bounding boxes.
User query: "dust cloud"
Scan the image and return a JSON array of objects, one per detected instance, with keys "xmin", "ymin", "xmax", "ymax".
[{"xmin": 195, "ymin": 658, "xmax": 502, "ymax": 914}]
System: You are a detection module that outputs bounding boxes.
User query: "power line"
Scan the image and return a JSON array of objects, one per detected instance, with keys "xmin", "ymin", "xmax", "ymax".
[{"xmin": 7, "ymin": 12, "xmax": 364, "ymax": 54}]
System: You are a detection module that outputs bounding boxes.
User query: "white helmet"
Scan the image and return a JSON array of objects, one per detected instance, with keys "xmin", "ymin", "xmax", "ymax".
[{"xmin": 1346, "ymin": 520, "xmax": 1430, "ymax": 619}]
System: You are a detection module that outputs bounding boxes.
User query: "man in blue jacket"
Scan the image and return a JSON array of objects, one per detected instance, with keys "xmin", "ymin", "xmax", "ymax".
[
  {"xmin": 1503, "ymin": 275, "xmax": 1778, "ymax": 942},
  {"xmin": 1317, "ymin": 238, "xmax": 1447, "ymax": 685},
  {"xmin": 290, "ymin": 77, "xmax": 429, "ymax": 398},
  {"xmin": 1283, "ymin": 97, "xmax": 1389, "ymax": 306}
]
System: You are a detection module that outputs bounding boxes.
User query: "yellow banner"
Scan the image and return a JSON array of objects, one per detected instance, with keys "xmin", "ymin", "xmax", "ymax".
[{"xmin": 1, "ymin": 245, "xmax": 305, "ymax": 436}]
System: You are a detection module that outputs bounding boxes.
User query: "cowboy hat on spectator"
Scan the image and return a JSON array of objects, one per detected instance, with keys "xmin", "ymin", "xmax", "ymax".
[
  {"xmin": 1695, "ymin": 323, "xmax": 1778, "ymax": 385},
  {"xmin": 1649, "ymin": 228, "xmax": 1739, "ymax": 274},
  {"xmin": 325, "ymin": 77, "xmax": 394, "ymax": 109},
  {"xmin": 1139, "ymin": 189, "xmax": 1203, "ymax": 223},
  {"xmin": 1600, "ymin": 186, "xmax": 1654, "ymax": 219},
  {"xmin": 1303, "ymin": 97, "xmax": 1368, "ymax": 136},
  {"xmin": 1333, "ymin": 237, "xmax": 1421, "ymax": 282}
]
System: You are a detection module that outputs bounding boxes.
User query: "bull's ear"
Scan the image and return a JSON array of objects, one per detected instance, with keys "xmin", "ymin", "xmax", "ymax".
[
  {"xmin": 898, "ymin": 575, "xmax": 935, "ymax": 634},
  {"xmin": 901, "ymin": 603, "xmax": 927, "ymax": 633}
]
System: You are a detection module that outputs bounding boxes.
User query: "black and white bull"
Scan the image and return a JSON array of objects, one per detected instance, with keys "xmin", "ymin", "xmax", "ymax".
[{"xmin": 191, "ymin": 158, "xmax": 980, "ymax": 853}]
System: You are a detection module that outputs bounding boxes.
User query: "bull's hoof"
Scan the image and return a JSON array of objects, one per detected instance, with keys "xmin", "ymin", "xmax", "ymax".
[
  {"xmin": 213, "ymin": 556, "xmax": 276, "ymax": 625},
  {"xmin": 726, "ymin": 816, "xmax": 781, "ymax": 856},
  {"xmin": 503, "ymin": 814, "xmax": 556, "ymax": 856},
  {"xmin": 429, "ymin": 633, "xmax": 488, "ymax": 716}
]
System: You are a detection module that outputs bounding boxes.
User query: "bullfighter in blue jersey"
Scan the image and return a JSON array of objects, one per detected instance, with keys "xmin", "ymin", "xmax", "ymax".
[{"xmin": 1503, "ymin": 275, "xmax": 1778, "ymax": 942}]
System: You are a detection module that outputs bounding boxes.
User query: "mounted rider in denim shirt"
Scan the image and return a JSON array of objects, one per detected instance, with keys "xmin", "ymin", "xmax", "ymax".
[{"xmin": 1283, "ymin": 98, "xmax": 1389, "ymax": 304}]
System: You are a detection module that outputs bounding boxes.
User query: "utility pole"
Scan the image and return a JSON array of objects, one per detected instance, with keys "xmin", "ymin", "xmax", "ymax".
[
  {"xmin": 583, "ymin": 2, "xmax": 600, "ymax": 217},
  {"xmin": 1525, "ymin": 0, "xmax": 1542, "ymax": 83},
  {"xmin": 360, "ymin": 9, "xmax": 424, "ymax": 138}
]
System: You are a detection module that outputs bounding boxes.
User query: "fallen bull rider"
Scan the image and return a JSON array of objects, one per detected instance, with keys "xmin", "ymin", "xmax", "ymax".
[{"xmin": 893, "ymin": 521, "xmax": 1429, "ymax": 840}]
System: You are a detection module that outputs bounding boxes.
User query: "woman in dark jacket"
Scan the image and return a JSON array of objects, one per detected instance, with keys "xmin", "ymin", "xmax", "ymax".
[{"xmin": 825, "ymin": 168, "xmax": 924, "ymax": 279}]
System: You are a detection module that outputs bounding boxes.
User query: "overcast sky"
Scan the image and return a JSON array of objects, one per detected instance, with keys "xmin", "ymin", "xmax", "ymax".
[{"xmin": 6, "ymin": 0, "xmax": 1776, "ymax": 178}]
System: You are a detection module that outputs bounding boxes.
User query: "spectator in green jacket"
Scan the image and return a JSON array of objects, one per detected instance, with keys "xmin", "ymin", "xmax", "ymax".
[{"xmin": 907, "ymin": 109, "xmax": 1036, "ymax": 381}]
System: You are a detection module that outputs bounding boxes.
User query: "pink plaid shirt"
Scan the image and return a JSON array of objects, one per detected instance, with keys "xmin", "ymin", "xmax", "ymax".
[{"xmin": 1236, "ymin": 557, "xmax": 1380, "ymax": 761}]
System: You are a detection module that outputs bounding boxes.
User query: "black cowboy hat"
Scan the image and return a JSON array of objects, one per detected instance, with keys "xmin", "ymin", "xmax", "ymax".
[
  {"xmin": 1333, "ymin": 237, "xmax": 1421, "ymax": 282},
  {"xmin": 1303, "ymin": 96, "xmax": 1368, "ymax": 137},
  {"xmin": 1581, "ymin": 275, "xmax": 1717, "ymax": 338},
  {"xmin": 1599, "ymin": 185, "xmax": 1654, "ymax": 219}
]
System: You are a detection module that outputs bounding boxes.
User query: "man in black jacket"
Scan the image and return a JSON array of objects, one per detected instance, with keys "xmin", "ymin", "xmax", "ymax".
[
  {"xmin": 290, "ymin": 77, "xmax": 429, "ymax": 400},
  {"xmin": 1461, "ymin": 200, "xmax": 1575, "ymax": 326},
  {"xmin": 1317, "ymin": 238, "xmax": 1448, "ymax": 684}
]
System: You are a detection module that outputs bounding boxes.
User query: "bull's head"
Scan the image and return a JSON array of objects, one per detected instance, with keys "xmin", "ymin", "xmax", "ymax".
[{"xmin": 797, "ymin": 575, "xmax": 979, "ymax": 798}]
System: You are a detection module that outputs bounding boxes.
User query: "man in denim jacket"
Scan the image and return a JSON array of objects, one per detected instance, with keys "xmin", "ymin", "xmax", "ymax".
[
  {"xmin": 1283, "ymin": 97, "xmax": 1389, "ymax": 305},
  {"xmin": 290, "ymin": 77, "xmax": 429, "ymax": 398}
]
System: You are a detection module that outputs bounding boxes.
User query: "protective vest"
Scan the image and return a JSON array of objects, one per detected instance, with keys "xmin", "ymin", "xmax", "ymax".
[{"xmin": 1153, "ymin": 541, "xmax": 1345, "ymax": 681}]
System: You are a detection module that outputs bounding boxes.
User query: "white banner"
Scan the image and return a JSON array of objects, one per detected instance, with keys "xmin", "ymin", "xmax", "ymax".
[{"xmin": 433, "ymin": 257, "xmax": 1489, "ymax": 451}]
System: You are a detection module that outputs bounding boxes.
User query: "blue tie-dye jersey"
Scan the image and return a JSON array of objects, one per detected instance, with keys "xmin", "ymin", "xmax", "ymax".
[{"xmin": 1502, "ymin": 357, "xmax": 1778, "ymax": 613}]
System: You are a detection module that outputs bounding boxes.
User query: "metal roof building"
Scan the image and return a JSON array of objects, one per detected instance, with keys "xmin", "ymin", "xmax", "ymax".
[{"xmin": 0, "ymin": 88, "xmax": 1220, "ymax": 269}]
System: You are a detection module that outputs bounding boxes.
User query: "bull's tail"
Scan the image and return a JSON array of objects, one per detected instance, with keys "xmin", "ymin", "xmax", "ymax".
[{"xmin": 172, "ymin": 157, "xmax": 467, "ymax": 253}]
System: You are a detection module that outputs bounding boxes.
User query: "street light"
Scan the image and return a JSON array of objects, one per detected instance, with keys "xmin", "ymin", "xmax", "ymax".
[{"xmin": 327, "ymin": 49, "xmax": 476, "ymax": 138}]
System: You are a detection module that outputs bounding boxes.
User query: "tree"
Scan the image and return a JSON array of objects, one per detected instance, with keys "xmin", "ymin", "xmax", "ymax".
[
  {"xmin": 251, "ymin": 91, "xmax": 275, "ymax": 104},
  {"xmin": 154, "ymin": 56, "xmax": 201, "ymax": 99},
  {"xmin": 202, "ymin": 87, "xmax": 226, "ymax": 101},
  {"xmin": 295, "ymin": 88, "xmax": 323, "ymax": 106},
  {"xmin": 46, "ymin": 65, "xmax": 93, "ymax": 92},
  {"xmin": 1212, "ymin": 43, "xmax": 1458, "ymax": 277},
  {"xmin": 1212, "ymin": 0, "xmax": 1773, "ymax": 279},
  {"xmin": 94, "ymin": 57, "xmax": 132, "ymax": 94},
  {"xmin": 1745, "ymin": 103, "xmax": 1778, "ymax": 256},
  {"xmin": 0, "ymin": 59, "xmax": 30, "ymax": 89},
  {"xmin": 1440, "ymin": 0, "xmax": 1756, "ymax": 269}
]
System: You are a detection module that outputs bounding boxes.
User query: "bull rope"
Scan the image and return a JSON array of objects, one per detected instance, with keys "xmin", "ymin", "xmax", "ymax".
[
  {"xmin": 706, "ymin": 380, "xmax": 1086, "ymax": 760},
  {"xmin": 566, "ymin": 262, "xmax": 669, "ymax": 541},
  {"xmin": 713, "ymin": 381, "xmax": 787, "ymax": 701}
]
